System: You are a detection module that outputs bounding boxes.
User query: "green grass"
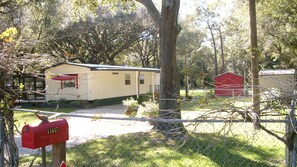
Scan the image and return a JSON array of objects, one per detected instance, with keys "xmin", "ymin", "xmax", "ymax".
[
  {"xmin": 18, "ymin": 89, "xmax": 286, "ymax": 166},
  {"xmin": 14, "ymin": 107, "xmax": 78, "ymax": 131},
  {"xmin": 20, "ymin": 130, "xmax": 284, "ymax": 167},
  {"xmin": 14, "ymin": 111, "xmax": 37, "ymax": 132},
  {"xmin": 180, "ymin": 89, "xmax": 252, "ymax": 111}
]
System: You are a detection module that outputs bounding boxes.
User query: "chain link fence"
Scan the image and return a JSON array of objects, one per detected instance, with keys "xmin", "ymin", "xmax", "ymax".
[{"xmin": 10, "ymin": 105, "xmax": 291, "ymax": 167}]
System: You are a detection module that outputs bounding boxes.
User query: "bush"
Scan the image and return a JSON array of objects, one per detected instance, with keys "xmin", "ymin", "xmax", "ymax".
[
  {"xmin": 137, "ymin": 94, "xmax": 151, "ymax": 104},
  {"xmin": 205, "ymin": 90, "xmax": 216, "ymax": 99},
  {"xmin": 122, "ymin": 97, "xmax": 139, "ymax": 117},
  {"xmin": 136, "ymin": 100, "xmax": 158, "ymax": 118},
  {"xmin": 122, "ymin": 97, "xmax": 139, "ymax": 108},
  {"xmin": 58, "ymin": 98, "xmax": 68, "ymax": 104}
]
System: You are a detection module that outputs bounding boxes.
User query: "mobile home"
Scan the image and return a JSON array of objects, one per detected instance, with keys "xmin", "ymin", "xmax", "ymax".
[{"xmin": 45, "ymin": 63, "xmax": 160, "ymax": 101}]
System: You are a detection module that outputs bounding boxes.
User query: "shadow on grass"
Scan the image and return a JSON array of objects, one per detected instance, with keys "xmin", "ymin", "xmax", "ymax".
[
  {"xmin": 58, "ymin": 131, "xmax": 283, "ymax": 167},
  {"xmin": 181, "ymin": 133, "xmax": 283, "ymax": 167}
]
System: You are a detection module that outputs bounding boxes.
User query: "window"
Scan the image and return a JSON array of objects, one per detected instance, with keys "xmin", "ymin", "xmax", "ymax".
[
  {"xmin": 139, "ymin": 75, "xmax": 144, "ymax": 84},
  {"xmin": 63, "ymin": 80, "xmax": 76, "ymax": 88},
  {"xmin": 125, "ymin": 74, "xmax": 131, "ymax": 85},
  {"xmin": 53, "ymin": 74, "xmax": 78, "ymax": 89}
]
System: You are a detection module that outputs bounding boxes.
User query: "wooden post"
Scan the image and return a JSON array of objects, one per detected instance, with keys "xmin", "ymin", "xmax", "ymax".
[
  {"xmin": 152, "ymin": 72, "xmax": 155, "ymax": 102},
  {"xmin": 292, "ymin": 135, "xmax": 297, "ymax": 167},
  {"xmin": 285, "ymin": 115, "xmax": 292, "ymax": 167},
  {"xmin": 42, "ymin": 147, "xmax": 46, "ymax": 167},
  {"xmin": 136, "ymin": 71, "xmax": 140, "ymax": 99},
  {"xmin": 286, "ymin": 100, "xmax": 297, "ymax": 167},
  {"xmin": 0, "ymin": 113, "xmax": 4, "ymax": 167},
  {"xmin": 290, "ymin": 100, "xmax": 297, "ymax": 167},
  {"xmin": 52, "ymin": 142, "xmax": 66, "ymax": 167}
]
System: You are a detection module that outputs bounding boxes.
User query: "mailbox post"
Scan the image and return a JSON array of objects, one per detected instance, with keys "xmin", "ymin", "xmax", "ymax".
[{"xmin": 22, "ymin": 113, "xmax": 69, "ymax": 166}]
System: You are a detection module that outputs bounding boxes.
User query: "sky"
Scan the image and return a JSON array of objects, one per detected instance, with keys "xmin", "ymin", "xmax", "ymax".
[
  {"xmin": 179, "ymin": 0, "xmax": 234, "ymax": 19},
  {"xmin": 150, "ymin": 0, "xmax": 197, "ymax": 17},
  {"xmin": 147, "ymin": 0, "xmax": 234, "ymax": 21},
  {"xmin": 179, "ymin": 0, "xmax": 197, "ymax": 17}
]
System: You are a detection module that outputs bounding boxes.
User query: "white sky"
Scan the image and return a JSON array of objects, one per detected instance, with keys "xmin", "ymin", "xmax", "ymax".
[
  {"xmin": 180, "ymin": 0, "xmax": 234, "ymax": 18},
  {"xmin": 179, "ymin": 0, "xmax": 197, "ymax": 17}
]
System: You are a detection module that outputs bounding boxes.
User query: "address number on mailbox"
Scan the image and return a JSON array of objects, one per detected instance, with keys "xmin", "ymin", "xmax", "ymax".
[{"xmin": 47, "ymin": 127, "xmax": 59, "ymax": 134}]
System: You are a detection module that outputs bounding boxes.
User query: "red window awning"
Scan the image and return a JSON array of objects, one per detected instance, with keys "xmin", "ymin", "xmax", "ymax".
[{"xmin": 52, "ymin": 74, "xmax": 77, "ymax": 81}]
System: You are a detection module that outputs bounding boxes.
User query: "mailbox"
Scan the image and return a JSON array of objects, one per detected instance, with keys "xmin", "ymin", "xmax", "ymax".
[{"xmin": 22, "ymin": 118, "xmax": 69, "ymax": 149}]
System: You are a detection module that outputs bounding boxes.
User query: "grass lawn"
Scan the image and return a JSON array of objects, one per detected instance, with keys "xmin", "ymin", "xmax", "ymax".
[
  {"xmin": 14, "ymin": 106, "xmax": 78, "ymax": 131},
  {"xmin": 20, "ymin": 130, "xmax": 284, "ymax": 167},
  {"xmin": 180, "ymin": 89, "xmax": 252, "ymax": 111},
  {"xmin": 18, "ymin": 89, "xmax": 286, "ymax": 166}
]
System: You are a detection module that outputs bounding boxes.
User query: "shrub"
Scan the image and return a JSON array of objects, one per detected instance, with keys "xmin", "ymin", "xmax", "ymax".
[
  {"xmin": 58, "ymin": 98, "xmax": 68, "ymax": 104},
  {"xmin": 205, "ymin": 90, "xmax": 216, "ymax": 99},
  {"xmin": 137, "ymin": 94, "xmax": 151, "ymax": 104},
  {"xmin": 136, "ymin": 100, "xmax": 158, "ymax": 118},
  {"xmin": 122, "ymin": 97, "xmax": 139, "ymax": 117},
  {"xmin": 122, "ymin": 97, "xmax": 139, "ymax": 108}
]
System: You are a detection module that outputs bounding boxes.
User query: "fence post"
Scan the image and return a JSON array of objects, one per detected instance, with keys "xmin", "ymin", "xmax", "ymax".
[
  {"xmin": 286, "ymin": 100, "xmax": 297, "ymax": 167},
  {"xmin": 293, "ymin": 133, "xmax": 297, "ymax": 167},
  {"xmin": 286, "ymin": 115, "xmax": 292, "ymax": 167},
  {"xmin": 0, "ymin": 112, "xmax": 4, "ymax": 167},
  {"xmin": 290, "ymin": 100, "xmax": 297, "ymax": 167},
  {"xmin": 285, "ymin": 115, "xmax": 292, "ymax": 167}
]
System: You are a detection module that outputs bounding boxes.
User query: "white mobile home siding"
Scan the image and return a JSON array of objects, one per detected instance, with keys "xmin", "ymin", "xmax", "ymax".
[
  {"xmin": 45, "ymin": 63, "xmax": 160, "ymax": 101},
  {"xmin": 88, "ymin": 71, "xmax": 158, "ymax": 100},
  {"xmin": 45, "ymin": 64, "xmax": 90, "ymax": 101}
]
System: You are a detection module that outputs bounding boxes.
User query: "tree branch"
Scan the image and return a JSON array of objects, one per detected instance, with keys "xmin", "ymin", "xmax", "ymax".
[{"xmin": 135, "ymin": 0, "xmax": 160, "ymax": 29}]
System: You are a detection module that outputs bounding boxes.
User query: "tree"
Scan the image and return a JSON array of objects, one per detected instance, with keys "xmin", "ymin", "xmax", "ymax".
[
  {"xmin": 0, "ymin": 27, "xmax": 53, "ymax": 167},
  {"xmin": 196, "ymin": 2, "xmax": 227, "ymax": 76},
  {"xmin": 177, "ymin": 16, "xmax": 205, "ymax": 96},
  {"xmin": 77, "ymin": 0, "xmax": 186, "ymax": 135},
  {"xmin": 223, "ymin": 12, "xmax": 250, "ymax": 74},
  {"xmin": 134, "ymin": 0, "xmax": 186, "ymax": 136},
  {"xmin": 249, "ymin": 0, "xmax": 260, "ymax": 127},
  {"xmin": 0, "ymin": 0, "xmax": 29, "ymax": 14},
  {"xmin": 256, "ymin": 0, "xmax": 297, "ymax": 68},
  {"xmin": 125, "ymin": 30, "xmax": 159, "ymax": 68},
  {"xmin": 197, "ymin": 6, "xmax": 219, "ymax": 76},
  {"xmin": 217, "ymin": 27, "xmax": 225, "ymax": 73},
  {"xmin": 0, "ymin": 27, "xmax": 20, "ymax": 167},
  {"xmin": 117, "ymin": 10, "xmax": 159, "ymax": 68},
  {"xmin": 46, "ymin": 7, "xmax": 145, "ymax": 65},
  {"xmin": 0, "ymin": 1, "xmax": 60, "ymax": 165}
]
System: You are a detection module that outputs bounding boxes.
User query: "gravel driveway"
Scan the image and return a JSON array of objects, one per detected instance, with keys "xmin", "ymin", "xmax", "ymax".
[{"xmin": 17, "ymin": 104, "xmax": 153, "ymax": 156}]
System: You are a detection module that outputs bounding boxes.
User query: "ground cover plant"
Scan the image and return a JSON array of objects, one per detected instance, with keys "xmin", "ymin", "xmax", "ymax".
[
  {"xmin": 180, "ymin": 89, "xmax": 252, "ymax": 111},
  {"xmin": 18, "ymin": 89, "xmax": 286, "ymax": 166},
  {"xmin": 19, "ymin": 127, "xmax": 284, "ymax": 167},
  {"xmin": 14, "ymin": 106, "xmax": 78, "ymax": 132}
]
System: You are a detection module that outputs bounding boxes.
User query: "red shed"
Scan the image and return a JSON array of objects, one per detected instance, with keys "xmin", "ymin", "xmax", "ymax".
[{"xmin": 213, "ymin": 72, "xmax": 244, "ymax": 96}]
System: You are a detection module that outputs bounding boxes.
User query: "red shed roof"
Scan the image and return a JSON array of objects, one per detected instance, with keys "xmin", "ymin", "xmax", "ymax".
[
  {"xmin": 213, "ymin": 72, "xmax": 243, "ymax": 79},
  {"xmin": 213, "ymin": 72, "xmax": 244, "ymax": 86}
]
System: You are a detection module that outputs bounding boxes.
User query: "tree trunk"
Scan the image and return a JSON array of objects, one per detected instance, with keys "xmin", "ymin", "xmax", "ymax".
[
  {"xmin": 0, "ymin": 76, "xmax": 19, "ymax": 166},
  {"xmin": 185, "ymin": 53, "xmax": 189, "ymax": 98},
  {"xmin": 157, "ymin": 0, "xmax": 186, "ymax": 137},
  {"xmin": 249, "ymin": 0, "xmax": 260, "ymax": 128},
  {"xmin": 4, "ymin": 110, "xmax": 19, "ymax": 167},
  {"xmin": 208, "ymin": 21, "xmax": 218, "ymax": 76},
  {"xmin": 136, "ymin": 0, "xmax": 187, "ymax": 138},
  {"xmin": 218, "ymin": 27, "xmax": 225, "ymax": 74}
]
